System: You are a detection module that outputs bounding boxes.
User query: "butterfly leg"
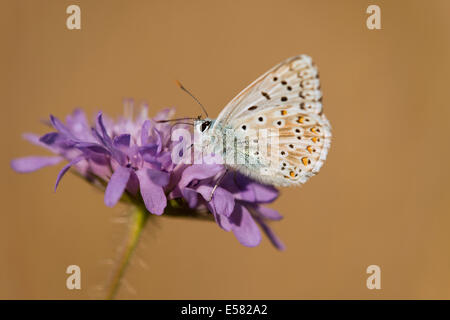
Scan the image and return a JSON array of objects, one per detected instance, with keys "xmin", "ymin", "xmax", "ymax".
[{"xmin": 207, "ymin": 169, "xmax": 229, "ymax": 202}]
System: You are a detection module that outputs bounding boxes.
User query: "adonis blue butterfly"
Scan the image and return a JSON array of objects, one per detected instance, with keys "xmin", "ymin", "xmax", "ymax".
[{"xmin": 192, "ymin": 55, "xmax": 331, "ymax": 187}]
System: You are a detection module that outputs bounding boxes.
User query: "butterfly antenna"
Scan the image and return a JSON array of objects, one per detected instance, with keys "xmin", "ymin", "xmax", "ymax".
[
  {"xmin": 169, "ymin": 122, "xmax": 195, "ymax": 136},
  {"xmin": 157, "ymin": 117, "xmax": 197, "ymax": 123},
  {"xmin": 175, "ymin": 80, "xmax": 209, "ymax": 118}
]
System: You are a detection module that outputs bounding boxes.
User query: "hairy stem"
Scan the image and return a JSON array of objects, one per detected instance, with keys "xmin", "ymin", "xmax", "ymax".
[
  {"xmin": 106, "ymin": 205, "xmax": 148, "ymax": 300},
  {"xmin": 72, "ymin": 171, "xmax": 215, "ymax": 299},
  {"xmin": 105, "ymin": 199, "xmax": 214, "ymax": 299}
]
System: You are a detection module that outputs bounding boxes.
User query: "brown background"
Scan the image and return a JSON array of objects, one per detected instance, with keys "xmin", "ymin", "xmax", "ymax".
[{"xmin": 2, "ymin": 0, "xmax": 450, "ymax": 299}]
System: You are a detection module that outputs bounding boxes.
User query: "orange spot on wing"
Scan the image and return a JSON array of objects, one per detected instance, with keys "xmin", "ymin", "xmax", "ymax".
[{"xmin": 301, "ymin": 157, "xmax": 309, "ymax": 166}]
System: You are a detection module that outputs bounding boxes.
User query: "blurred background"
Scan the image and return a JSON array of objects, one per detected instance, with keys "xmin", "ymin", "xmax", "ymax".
[{"xmin": 2, "ymin": 0, "xmax": 450, "ymax": 299}]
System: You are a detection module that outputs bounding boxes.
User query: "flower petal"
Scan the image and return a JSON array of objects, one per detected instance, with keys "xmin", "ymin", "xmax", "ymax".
[
  {"xmin": 75, "ymin": 142, "xmax": 111, "ymax": 155},
  {"xmin": 54, "ymin": 156, "xmax": 84, "ymax": 191},
  {"xmin": 253, "ymin": 205, "xmax": 283, "ymax": 221},
  {"xmin": 157, "ymin": 151, "xmax": 172, "ymax": 170},
  {"xmin": 95, "ymin": 113, "xmax": 127, "ymax": 165},
  {"xmin": 104, "ymin": 166, "xmax": 131, "ymax": 207},
  {"xmin": 22, "ymin": 133, "xmax": 58, "ymax": 152},
  {"xmin": 96, "ymin": 112, "xmax": 113, "ymax": 146},
  {"xmin": 11, "ymin": 156, "xmax": 63, "ymax": 173},
  {"xmin": 140, "ymin": 120, "xmax": 162, "ymax": 154},
  {"xmin": 140, "ymin": 120, "xmax": 152, "ymax": 146},
  {"xmin": 136, "ymin": 169, "xmax": 167, "ymax": 215},
  {"xmin": 50, "ymin": 114, "xmax": 73, "ymax": 137},
  {"xmin": 254, "ymin": 216, "xmax": 286, "ymax": 250},
  {"xmin": 92, "ymin": 127, "xmax": 107, "ymax": 146},
  {"xmin": 252, "ymin": 183, "xmax": 279, "ymax": 203},
  {"xmin": 147, "ymin": 168, "xmax": 170, "ymax": 187},
  {"xmin": 39, "ymin": 132, "xmax": 60, "ymax": 145},
  {"xmin": 197, "ymin": 184, "xmax": 235, "ymax": 217},
  {"xmin": 139, "ymin": 144, "xmax": 159, "ymax": 164},
  {"xmin": 113, "ymin": 134, "xmax": 131, "ymax": 148},
  {"xmin": 235, "ymin": 174, "xmax": 279, "ymax": 203},
  {"xmin": 208, "ymin": 201, "xmax": 232, "ymax": 231},
  {"xmin": 182, "ymin": 187, "xmax": 199, "ymax": 208},
  {"xmin": 179, "ymin": 164, "xmax": 224, "ymax": 189},
  {"xmin": 126, "ymin": 171, "xmax": 140, "ymax": 195},
  {"xmin": 153, "ymin": 108, "xmax": 175, "ymax": 122},
  {"xmin": 66, "ymin": 108, "xmax": 92, "ymax": 141},
  {"xmin": 230, "ymin": 205, "xmax": 261, "ymax": 247}
]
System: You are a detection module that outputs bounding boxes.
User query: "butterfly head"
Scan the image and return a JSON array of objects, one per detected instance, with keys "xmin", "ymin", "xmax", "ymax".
[{"xmin": 194, "ymin": 118, "xmax": 214, "ymax": 134}]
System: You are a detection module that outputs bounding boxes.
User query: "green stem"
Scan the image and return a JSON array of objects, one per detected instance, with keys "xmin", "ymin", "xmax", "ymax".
[
  {"xmin": 105, "ymin": 198, "xmax": 213, "ymax": 299},
  {"xmin": 106, "ymin": 205, "xmax": 148, "ymax": 300},
  {"xmin": 71, "ymin": 171, "xmax": 215, "ymax": 299}
]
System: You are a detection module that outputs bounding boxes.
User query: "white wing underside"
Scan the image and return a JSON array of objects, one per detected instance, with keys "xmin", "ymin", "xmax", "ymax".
[{"xmin": 210, "ymin": 55, "xmax": 331, "ymax": 187}]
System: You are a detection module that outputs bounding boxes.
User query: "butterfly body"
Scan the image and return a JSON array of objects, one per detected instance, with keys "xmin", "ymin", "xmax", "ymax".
[{"xmin": 194, "ymin": 55, "xmax": 331, "ymax": 187}]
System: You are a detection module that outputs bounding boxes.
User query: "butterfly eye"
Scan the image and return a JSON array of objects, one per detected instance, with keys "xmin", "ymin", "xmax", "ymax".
[{"xmin": 200, "ymin": 121, "xmax": 211, "ymax": 132}]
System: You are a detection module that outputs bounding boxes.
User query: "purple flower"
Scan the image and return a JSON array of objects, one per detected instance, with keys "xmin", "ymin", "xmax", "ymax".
[
  {"xmin": 175, "ymin": 164, "xmax": 284, "ymax": 249},
  {"xmin": 11, "ymin": 103, "xmax": 285, "ymax": 250}
]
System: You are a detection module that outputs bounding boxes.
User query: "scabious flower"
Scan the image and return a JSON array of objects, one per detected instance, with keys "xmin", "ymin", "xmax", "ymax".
[
  {"xmin": 173, "ymin": 165, "xmax": 284, "ymax": 249},
  {"xmin": 11, "ymin": 102, "xmax": 284, "ymax": 250}
]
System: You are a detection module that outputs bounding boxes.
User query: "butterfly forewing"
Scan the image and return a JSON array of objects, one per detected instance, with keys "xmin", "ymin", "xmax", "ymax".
[{"xmin": 210, "ymin": 55, "xmax": 331, "ymax": 187}]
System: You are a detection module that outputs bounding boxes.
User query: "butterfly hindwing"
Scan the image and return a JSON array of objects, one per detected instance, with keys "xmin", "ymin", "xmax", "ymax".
[{"xmin": 210, "ymin": 55, "xmax": 331, "ymax": 187}]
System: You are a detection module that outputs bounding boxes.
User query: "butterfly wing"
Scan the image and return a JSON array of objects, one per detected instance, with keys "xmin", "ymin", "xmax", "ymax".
[{"xmin": 212, "ymin": 55, "xmax": 331, "ymax": 187}]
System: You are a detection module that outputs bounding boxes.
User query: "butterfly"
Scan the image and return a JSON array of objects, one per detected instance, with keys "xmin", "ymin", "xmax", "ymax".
[{"xmin": 193, "ymin": 55, "xmax": 331, "ymax": 187}]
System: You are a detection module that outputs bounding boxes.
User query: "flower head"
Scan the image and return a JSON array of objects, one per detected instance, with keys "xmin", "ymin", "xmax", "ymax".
[
  {"xmin": 11, "ymin": 102, "xmax": 284, "ymax": 249},
  {"xmin": 175, "ymin": 164, "xmax": 284, "ymax": 249}
]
